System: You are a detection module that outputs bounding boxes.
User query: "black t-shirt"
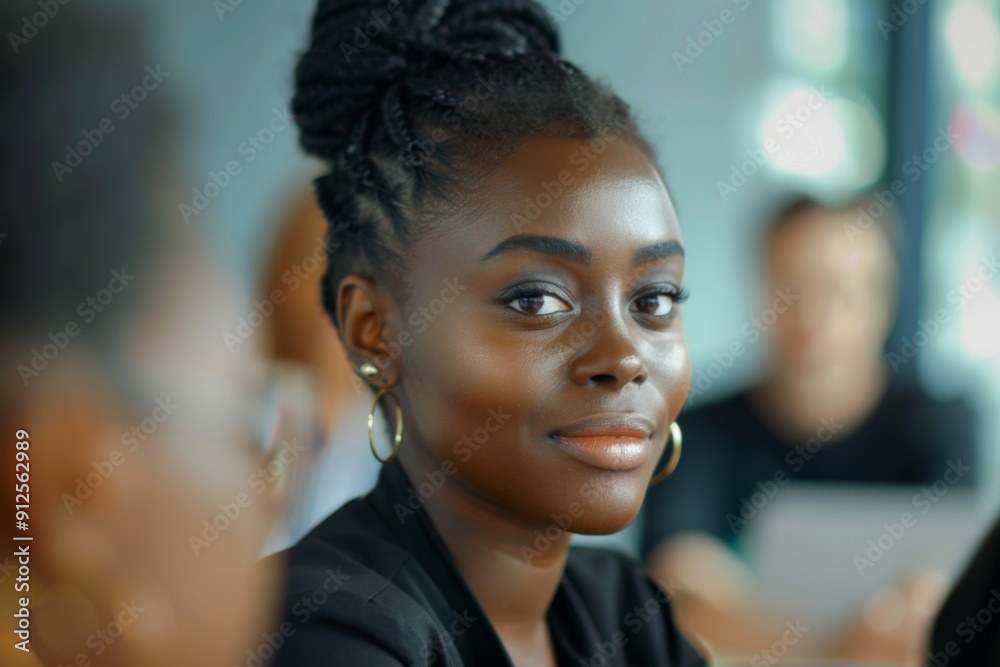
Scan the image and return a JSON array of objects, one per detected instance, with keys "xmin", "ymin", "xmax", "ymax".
[
  {"xmin": 267, "ymin": 458, "xmax": 707, "ymax": 666},
  {"xmin": 641, "ymin": 379, "xmax": 978, "ymax": 557},
  {"xmin": 928, "ymin": 514, "xmax": 1000, "ymax": 666}
]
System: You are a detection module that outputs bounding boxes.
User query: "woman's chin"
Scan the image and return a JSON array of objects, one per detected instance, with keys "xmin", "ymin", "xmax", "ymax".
[
  {"xmin": 548, "ymin": 490, "xmax": 645, "ymax": 537},
  {"xmin": 569, "ymin": 508, "xmax": 642, "ymax": 536}
]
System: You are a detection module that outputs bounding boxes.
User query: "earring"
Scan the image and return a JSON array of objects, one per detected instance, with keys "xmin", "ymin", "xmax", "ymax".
[
  {"xmin": 358, "ymin": 361, "xmax": 379, "ymax": 378},
  {"xmin": 649, "ymin": 422, "xmax": 682, "ymax": 486},
  {"xmin": 369, "ymin": 386, "xmax": 403, "ymax": 463}
]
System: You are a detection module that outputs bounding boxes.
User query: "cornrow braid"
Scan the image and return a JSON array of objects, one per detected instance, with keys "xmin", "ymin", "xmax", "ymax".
[{"xmin": 292, "ymin": 0, "xmax": 660, "ymax": 333}]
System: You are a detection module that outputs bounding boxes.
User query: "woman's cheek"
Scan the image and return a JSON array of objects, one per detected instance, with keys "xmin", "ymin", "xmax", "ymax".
[
  {"xmin": 402, "ymin": 321, "xmax": 532, "ymax": 449},
  {"xmin": 649, "ymin": 331, "xmax": 691, "ymax": 419}
]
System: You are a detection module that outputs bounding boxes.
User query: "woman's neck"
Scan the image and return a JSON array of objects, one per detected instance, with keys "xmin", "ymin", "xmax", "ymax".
[{"xmin": 399, "ymin": 453, "xmax": 567, "ymax": 658}]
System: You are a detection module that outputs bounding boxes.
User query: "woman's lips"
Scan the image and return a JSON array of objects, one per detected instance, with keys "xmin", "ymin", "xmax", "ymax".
[{"xmin": 548, "ymin": 429, "xmax": 652, "ymax": 471}]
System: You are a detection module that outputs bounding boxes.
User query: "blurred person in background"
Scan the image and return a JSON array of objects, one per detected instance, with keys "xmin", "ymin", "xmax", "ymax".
[
  {"xmin": 642, "ymin": 195, "xmax": 979, "ymax": 662},
  {"xmin": 259, "ymin": 188, "xmax": 382, "ymax": 544},
  {"xmin": 0, "ymin": 4, "xmax": 281, "ymax": 665}
]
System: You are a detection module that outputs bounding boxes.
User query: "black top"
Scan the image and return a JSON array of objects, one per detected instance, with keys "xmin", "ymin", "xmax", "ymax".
[
  {"xmin": 267, "ymin": 457, "xmax": 706, "ymax": 666},
  {"xmin": 928, "ymin": 513, "xmax": 1000, "ymax": 666},
  {"xmin": 642, "ymin": 379, "xmax": 978, "ymax": 557}
]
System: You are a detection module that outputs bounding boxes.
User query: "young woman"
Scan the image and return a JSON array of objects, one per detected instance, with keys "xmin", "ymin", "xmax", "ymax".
[{"xmin": 270, "ymin": 1, "xmax": 705, "ymax": 665}]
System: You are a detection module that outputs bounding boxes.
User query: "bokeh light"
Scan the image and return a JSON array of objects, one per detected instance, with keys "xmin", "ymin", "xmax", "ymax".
[
  {"xmin": 951, "ymin": 100, "xmax": 1000, "ymax": 169},
  {"xmin": 945, "ymin": 1, "xmax": 1000, "ymax": 90},
  {"xmin": 772, "ymin": 0, "xmax": 848, "ymax": 73},
  {"xmin": 757, "ymin": 80, "xmax": 886, "ymax": 192}
]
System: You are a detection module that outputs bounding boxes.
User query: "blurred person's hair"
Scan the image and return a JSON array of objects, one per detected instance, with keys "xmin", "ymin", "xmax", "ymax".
[
  {"xmin": 0, "ymin": 4, "xmax": 174, "ymax": 413},
  {"xmin": 260, "ymin": 187, "xmax": 329, "ymax": 365},
  {"xmin": 759, "ymin": 193, "xmax": 907, "ymax": 270}
]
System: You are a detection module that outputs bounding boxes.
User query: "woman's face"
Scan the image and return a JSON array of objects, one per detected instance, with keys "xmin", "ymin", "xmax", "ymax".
[{"xmin": 373, "ymin": 134, "xmax": 689, "ymax": 534}]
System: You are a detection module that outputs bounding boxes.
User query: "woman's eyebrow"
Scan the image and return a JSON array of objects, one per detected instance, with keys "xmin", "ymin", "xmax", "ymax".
[
  {"xmin": 480, "ymin": 234, "xmax": 591, "ymax": 265},
  {"xmin": 479, "ymin": 234, "xmax": 684, "ymax": 266},
  {"xmin": 633, "ymin": 239, "xmax": 685, "ymax": 265}
]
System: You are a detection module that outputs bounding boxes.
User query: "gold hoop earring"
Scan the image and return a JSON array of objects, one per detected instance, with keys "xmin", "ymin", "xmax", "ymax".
[
  {"xmin": 368, "ymin": 387, "xmax": 403, "ymax": 463},
  {"xmin": 649, "ymin": 422, "xmax": 682, "ymax": 486}
]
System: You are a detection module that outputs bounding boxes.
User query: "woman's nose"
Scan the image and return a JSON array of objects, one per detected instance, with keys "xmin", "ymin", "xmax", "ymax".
[{"xmin": 566, "ymin": 308, "xmax": 648, "ymax": 389}]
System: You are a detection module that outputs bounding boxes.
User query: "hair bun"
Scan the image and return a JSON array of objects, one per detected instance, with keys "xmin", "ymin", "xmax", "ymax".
[{"xmin": 293, "ymin": 0, "xmax": 559, "ymax": 160}]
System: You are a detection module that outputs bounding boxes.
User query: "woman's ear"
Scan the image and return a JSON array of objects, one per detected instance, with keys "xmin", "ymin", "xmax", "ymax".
[{"xmin": 337, "ymin": 275, "xmax": 402, "ymax": 388}]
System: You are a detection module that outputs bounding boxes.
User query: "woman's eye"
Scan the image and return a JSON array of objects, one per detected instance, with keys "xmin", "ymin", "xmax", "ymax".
[
  {"xmin": 631, "ymin": 289, "xmax": 687, "ymax": 317},
  {"xmin": 505, "ymin": 289, "xmax": 572, "ymax": 316}
]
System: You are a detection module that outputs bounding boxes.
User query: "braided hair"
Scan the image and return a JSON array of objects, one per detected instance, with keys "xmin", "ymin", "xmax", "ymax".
[{"xmin": 292, "ymin": 0, "xmax": 659, "ymax": 331}]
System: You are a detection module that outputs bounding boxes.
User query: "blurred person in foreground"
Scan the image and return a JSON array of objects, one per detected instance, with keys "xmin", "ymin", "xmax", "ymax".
[
  {"xmin": 642, "ymin": 196, "xmax": 979, "ymax": 662},
  {"xmin": 0, "ymin": 5, "xmax": 280, "ymax": 666}
]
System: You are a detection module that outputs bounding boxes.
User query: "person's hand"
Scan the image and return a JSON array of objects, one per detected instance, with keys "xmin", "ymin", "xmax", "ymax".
[{"xmin": 831, "ymin": 569, "xmax": 947, "ymax": 664}]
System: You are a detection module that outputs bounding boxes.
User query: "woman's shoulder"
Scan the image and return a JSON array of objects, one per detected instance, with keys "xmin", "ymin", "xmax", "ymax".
[
  {"xmin": 281, "ymin": 496, "xmax": 408, "ymax": 588},
  {"xmin": 264, "ymin": 500, "xmax": 448, "ymax": 666}
]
